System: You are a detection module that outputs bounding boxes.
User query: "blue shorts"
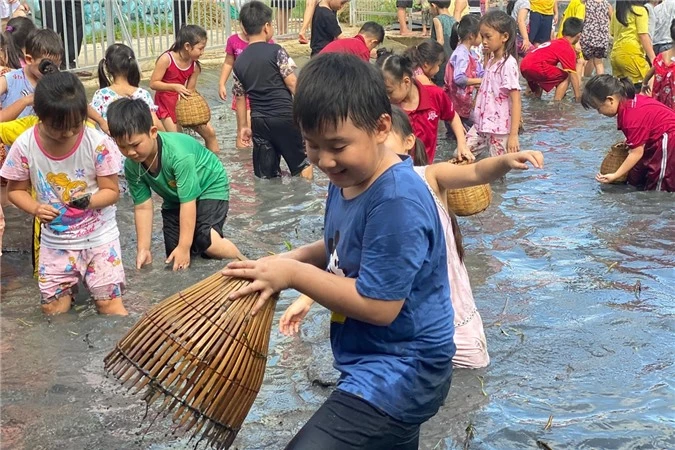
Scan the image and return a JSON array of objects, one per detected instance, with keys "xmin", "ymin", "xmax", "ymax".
[{"xmin": 528, "ymin": 11, "xmax": 553, "ymax": 45}]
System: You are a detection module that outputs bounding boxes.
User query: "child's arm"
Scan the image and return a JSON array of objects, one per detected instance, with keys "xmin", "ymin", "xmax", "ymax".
[
  {"xmin": 427, "ymin": 151, "xmax": 544, "ymax": 191},
  {"xmin": 449, "ymin": 114, "xmax": 472, "ymax": 161},
  {"xmin": 134, "ymin": 198, "xmax": 154, "ymax": 269},
  {"xmin": 279, "ymin": 294, "xmax": 315, "ymax": 336},
  {"xmin": 518, "ymin": 9, "xmax": 532, "ymax": 52},
  {"xmin": 6, "ymin": 179, "xmax": 59, "ymax": 222},
  {"xmin": 284, "ymin": 73, "xmax": 298, "ymax": 95},
  {"xmin": 596, "ymin": 145, "xmax": 644, "ymax": 184},
  {"xmin": 641, "ymin": 65, "xmax": 656, "ymax": 95},
  {"xmin": 553, "ymin": 0, "xmax": 559, "ymax": 25},
  {"xmin": 299, "ymin": 0, "xmax": 318, "ymax": 42},
  {"xmin": 165, "ymin": 199, "xmax": 196, "ymax": 271},
  {"xmin": 185, "ymin": 64, "xmax": 201, "ymax": 92},
  {"xmin": 150, "ymin": 53, "xmax": 190, "ymax": 97},
  {"xmin": 233, "ymin": 73, "xmax": 251, "ymax": 146},
  {"xmin": 218, "ymin": 53, "xmax": 235, "ymax": 101},
  {"xmin": 0, "ymin": 94, "xmax": 32, "ymax": 122},
  {"xmin": 453, "ymin": 0, "xmax": 467, "ymax": 21},
  {"xmin": 278, "ymin": 48, "xmax": 298, "ymax": 95},
  {"xmin": 507, "ymin": 90, "xmax": 521, "ymax": 153},
  {"xmin": 433, "ymin": 17, "xmax": 444, "ymax": 45},
  {"xmin": 452, "ymin": 53, "xmax": 482, "ymax": 87},
  {"xmin": 152, "ymin": 111, "xmax": 165, "ymax": 131},
  {"xmin": 639, "ymin": 33, "xmax": 656, "ymax": 63},
  {"xmin": 87, "ymin": 105, "xmax": 109, "ymax": 134},
  {"xmin": 79, "ymin": 174, "xmax": 119, "ymax": 209}
]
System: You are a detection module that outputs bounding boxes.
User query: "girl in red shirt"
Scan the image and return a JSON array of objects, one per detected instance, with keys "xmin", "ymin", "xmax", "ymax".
[
  {"xmin": 582, "ymin": 74, "xmax": 675, "ymax": 192},
  {"xmin": 378, "ymin": 52, "xmax": 470, "ymax": 163}
]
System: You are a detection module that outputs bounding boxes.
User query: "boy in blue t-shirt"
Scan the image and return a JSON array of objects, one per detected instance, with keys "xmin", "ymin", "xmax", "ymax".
[{"xmin": 223, "ymin": 53, "xmax": 455, "ymax": 448}]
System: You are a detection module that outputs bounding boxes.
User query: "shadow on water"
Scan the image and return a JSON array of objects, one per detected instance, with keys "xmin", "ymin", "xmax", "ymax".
[{"xmin": 1, "ymin": 71, "xmax": 674, "ymax": 450}]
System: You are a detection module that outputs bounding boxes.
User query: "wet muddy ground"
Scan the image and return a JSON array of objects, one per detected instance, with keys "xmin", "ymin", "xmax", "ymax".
[{"xmin": 1, "ymin": 69, "xmax": 674, "ymax": 450}]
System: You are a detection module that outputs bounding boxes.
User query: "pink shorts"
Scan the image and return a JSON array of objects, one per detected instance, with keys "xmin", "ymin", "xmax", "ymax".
[
  {"xmin": 38, "ymin": 238, "xmax": 126, "ymax": 304},
  {"xmin": 231, "ymin": 94, "xmax": 251, "ymax": 111},
  {"xmin": 467, "ymin": 126, "xmax": 509, "ymax": 159}
]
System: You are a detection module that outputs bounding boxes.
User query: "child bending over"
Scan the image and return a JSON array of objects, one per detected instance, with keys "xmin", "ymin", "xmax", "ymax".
[
  {"xmin": 107, "ymin": 98, "xmax": 244, "ymax": 271},
  {"xmin": 520, "ymin": 17, "xmax": 584, "ymax": 102},
  {"xmin": 0, "ymin": 72, "xmax": 128, "ymax": 316},
  {"xmin": 320, "ymin": 21, "xmax": 384, "ymax": 61},
  {"xmin": 224, "ymin": 53, "xmax": 455, "ymax": 448}
]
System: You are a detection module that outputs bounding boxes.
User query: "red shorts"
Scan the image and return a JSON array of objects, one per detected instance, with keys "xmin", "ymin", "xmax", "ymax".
[{"xmin": 520, "ymin": 62, "xmax": 569, "ymax": 93}]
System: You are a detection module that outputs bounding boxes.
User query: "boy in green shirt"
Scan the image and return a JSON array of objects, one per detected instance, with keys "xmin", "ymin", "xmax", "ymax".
[{"xmin": 107, "ymin": 98, "xmax": 243, "ymax": 271}]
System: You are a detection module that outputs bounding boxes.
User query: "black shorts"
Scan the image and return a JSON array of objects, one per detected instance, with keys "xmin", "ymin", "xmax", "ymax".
[
  {"xmin": 396, "ymin": 0, "xmax": 413, "ymax": 8},
  {"xmin": 251, "ymin": 116, "xmax": 310, "ymax": 179},
  {"xmin": 161, "ymin": 199, "xmax": 228, "ymax": 257},
  {"xmin": 285, "ymin": 390, "xmax": 421, "ymax": 450}
]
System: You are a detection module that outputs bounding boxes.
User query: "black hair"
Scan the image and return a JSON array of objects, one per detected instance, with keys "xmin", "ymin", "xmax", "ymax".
[
  {"xmin": 390, "ymin": 105, "xmax": 428, "ymax": 166},
  {"xmin": 0, "ymin": 32, "xmax": 22, "ymax": 69},
  {"xmin": 6, "ymin": 17, "xmax": 36, "ymax": 52},
  {"xmin": 294, "ymin": 53, "xmax": 392, "ymax": 134},
  {"xmin": 239, "ymin": 1, "xmax": 273, "ymax": 36},
  {"xmin": 450, "ymin": 14, "xmax": 481, "ymax": 50},
  {"xmin": 429, "ymin": 1, "xmax": 451, "ymax": 8},
  {"xmin": 107, "ymin": 98, "xmax": 154, "ymax": 139},
  {"xmin": 25, "ymin": 29, "xmax": 64, "ymax": 60},
  {"xmin": 581, "ymin": 74, "xmax": 636, "ymax": 110},
  {"xmin": 169, "ymin": 24, "xmax": 207, "ymax": 53},
  {"xmin": 562, "ymin": 17, "xmax": 583, "ymax": 37},
  {"xmin": 404, "ymin": 39, "xmax": 445, "ymax": 71},
  {"xmin": 670, "ymin": 18, "xmax": 675, "ymax": 41},
  {"xmin": 615, "ymin": 1, "xmax": 645, "ymax": 27},
  {"xmin": 98, "ymin": 43, "xmax": 141, "ymax": 89},
  {"xmin": 358, "ymin": 21, "xmax": 385, "ymax": 44},
  {"xmin": 506, "ymin": 0, "xmax": 516, "ymax": 15},
  {"xmin": 34, "ymin": 71, "xmax": 87, "ymax": 130},
  {"xmin": 377, "ymin": 50, "xmax": 414, "ymax": 81},
  {"xmin": 480, "ymin": 10, "xmax": 517, "ymax": 61}
]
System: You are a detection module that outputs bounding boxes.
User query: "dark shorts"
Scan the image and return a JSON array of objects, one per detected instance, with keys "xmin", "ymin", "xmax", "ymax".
[
  {"xmin": 396, "ymin": 0, "xmax": 413, "ymax": 8},
  {"xmin": 161, "ymin": 199, "xmax": 228, "ymax": 257},
  {"xmin": 654, "ymin": 42, "xmax": 673, "ymax": 56},
  {"xmin": 581, "ymin": 45, "xmax": 609, "ymax": 60},
  {"xmin": 252, "ymin": 116, "xmax": 310, "ymax": 179},
  {"xmin": 528, "ymin": 11, "xmax": 553, "ymax": 45},
  {"xmin": 285, "ymin": 390, "xmax": 421, "ymax": 450}
]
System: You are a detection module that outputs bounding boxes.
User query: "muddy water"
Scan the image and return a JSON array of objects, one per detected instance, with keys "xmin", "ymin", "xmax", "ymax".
[{"xmin": 1, "ymin": 69, "xmax": 674, "ymax": 450}]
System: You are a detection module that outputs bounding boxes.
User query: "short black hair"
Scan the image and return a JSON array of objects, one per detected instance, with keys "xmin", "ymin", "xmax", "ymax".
[
  {"xmin": 107, "ymin": 98, "xmax": 154, "ymax": 138},
  {"xmin": 562, "ymin": 17, "xmax": 583, "ymax": 37},
  {"xmin": 34, "ymin": 72, "xmax": 87, "ymax": 130},
  {"xmin": 359, "ymin": 21, "xmax": 385, "ymax": 44},
  {"xmin": 294, "ymin": 53, "xmax": 392, "ymax": 134},
  {"xmin": 25, "ymin": 29, "xmax": 64, "ymax": 59},
  {"xmin": 239, "ymin": 1, "xmax": 273, "ymax": 36},
  {"xmin": 429, "ymin": 1, "xmax": 451, "ymax": 8}
]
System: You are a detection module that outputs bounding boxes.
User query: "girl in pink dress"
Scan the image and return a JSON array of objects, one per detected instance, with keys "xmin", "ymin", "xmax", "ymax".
[
  {"xmin": 641, "ymin": 23, "xmax": 675, "ymax": 110},
  {"xmin": 150, "ymin": 25, "xmax": 219, "ymax": 153}
]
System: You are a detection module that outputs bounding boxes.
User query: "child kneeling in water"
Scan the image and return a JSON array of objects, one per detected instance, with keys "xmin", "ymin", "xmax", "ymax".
[
  {"xmin": 1, "ymin": 72, "xmax": 128, "ymax": 316},
  {"xmin": 107, "ymin": 98, "xmax": 244, "ymax": 271},
  {"xmin": 582, "ymin": 75, "xmax": 675, "ymax": 191},
  {"xmin": 280, "ymin": 108, "xmax": 545, "ymax": 369},
  {"xmin": 223, "ymin": 53, "xmax": 455, "ymax": 448}
]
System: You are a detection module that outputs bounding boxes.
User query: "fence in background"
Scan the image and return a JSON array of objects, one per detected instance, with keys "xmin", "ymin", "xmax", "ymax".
[{"xmin": 33, "ymin": 0, "xmax": 305, "ymax": 72}]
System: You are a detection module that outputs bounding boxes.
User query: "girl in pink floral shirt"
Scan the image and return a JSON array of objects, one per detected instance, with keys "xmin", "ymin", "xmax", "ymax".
[{"xmin": 468, "ymin": 10, "xmax": 522, "ymax": 159}]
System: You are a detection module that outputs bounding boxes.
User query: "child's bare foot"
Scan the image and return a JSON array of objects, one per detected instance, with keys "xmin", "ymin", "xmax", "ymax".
[
  {"xmin": 95, "ymin": 298, "xmax": 128, "ymax": 316},
  {"xmin": 41, "ymin": 295, "xmax": 73, "ymax": 315}
]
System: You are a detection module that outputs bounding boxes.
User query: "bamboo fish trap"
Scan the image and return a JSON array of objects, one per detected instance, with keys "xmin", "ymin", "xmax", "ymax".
[
  {"xmin": 600, "ymin": 142, "xmax": 630, "ymax": 183},
  {"xmin": 176, "ymin": 91, "xmax": 211, "ymax": 128},
  {"xmin": 446, "ymin": 159, "xmax": 493, "ymax": 216},
  {"xmin": 104, "ymin": 272, "xmax": 276, "ymax": 449}
]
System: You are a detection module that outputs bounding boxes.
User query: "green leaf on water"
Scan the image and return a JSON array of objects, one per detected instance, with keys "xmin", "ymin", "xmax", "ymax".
[
  {"xmin": 284, "ymin": 241, "xmax": 293, "ymax": 251},
  {"xmin": 544, "ymin": 414, "xmax": 553, "ymax": 431},
  {"xmin": 477, "ymin": 376, "xmax": 488, "ymax": 397}
]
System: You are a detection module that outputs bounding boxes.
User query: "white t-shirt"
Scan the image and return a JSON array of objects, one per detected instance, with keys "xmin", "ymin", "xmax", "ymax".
[{"xmin": 0, "ymin": 125, "xmax": 122, "ymax": 250}]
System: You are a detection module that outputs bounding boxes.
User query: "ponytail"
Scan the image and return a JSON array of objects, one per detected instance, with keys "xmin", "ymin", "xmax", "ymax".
[
  {"xmin": 506, "ymin": 0, "xmax": 516, "ymax": 15},
  {"xmin": 450, "ymin": 22, "xmax": 460, "ymax": 50},
  {"xmin": 377, "ymin": 50, "xmax": 414, "ymax": 81},
  {"xmin": 581, "ymin": 74, "xmax": 636, "ymax": 110},
  {"xmin": 412, "ymin": 138, "xmax": 428, "ymax": 166},
  {"xmin": 404, "ymin": 39, "xmax": 445, "ymax": 71},
  {"xmin": 98, "ymin": 58, "xmax": 111, "ymax": 88},
  {"xmin": 451, "ymin": 14, "xmax": 481, "ymax": 51},
  {"xmin": 448, "ymin": 211, "xmax": 465, "ymax": 262}
]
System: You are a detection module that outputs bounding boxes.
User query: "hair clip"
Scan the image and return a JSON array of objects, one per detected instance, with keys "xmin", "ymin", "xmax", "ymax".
[{"xmin": 5, "ymin": 25, "xmax": 14, "ymax": 33}]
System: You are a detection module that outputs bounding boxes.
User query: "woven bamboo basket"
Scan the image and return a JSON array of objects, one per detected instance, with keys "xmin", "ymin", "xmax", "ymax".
[
  {"xmin": 446, "ymin": 159, "xmax": 492, "ymax": 216},
  {"xmin": 104, "ymin": 272, "xmax": 276, "ymax": 450},
  {"xmin": 600, "ymin": 142, "xmax": 630, "ymax": 183},
  {"xmin": 175, "ymin": 91, "xmax": 211, "ymax": 127}
]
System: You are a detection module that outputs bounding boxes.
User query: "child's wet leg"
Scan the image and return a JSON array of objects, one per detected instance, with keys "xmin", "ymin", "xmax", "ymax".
[
  {"xmin": 41, "ymin": 295, "xmax": 73, "ymax": 315},
  {"xmin": 553, "ymin": 78, "xmax": 570, "ymax": 101},
  {"xmin": 593, "ymin": 57, "xmax": 604, "ymax": 75},
  {"xmin": 195, "ymin": 122, "xmax": 220, "ymax": 153},
  {"xmin": 95, "ymin": 297, "xmax": 128, "ymax": 316},
  {"xmin": 204, "ymin": 229, "xmax": 245, "ymax": 260},
  {"xmin": 162, "ymin": 118, "xmax": 178, "ymax": 132}
]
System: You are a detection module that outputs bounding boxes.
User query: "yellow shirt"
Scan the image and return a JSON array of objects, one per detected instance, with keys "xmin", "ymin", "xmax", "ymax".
[
  {"xmin": 556, "ymin": 0, "xmax": 585, "ymax": 38},
  {"xmin": 449, "ymin": 0, "xmax": 470, "ymax": 18},
  {"xmin": 530, "ymin": 0, "xmax": 555, "ymax": 15},
  {"xmin": 0, "ymin": 116, "xmax": 96, "ymax": 147},
  {"xmin": 611, "ymin": 5, "xmax": 649, "ymax": 56}
]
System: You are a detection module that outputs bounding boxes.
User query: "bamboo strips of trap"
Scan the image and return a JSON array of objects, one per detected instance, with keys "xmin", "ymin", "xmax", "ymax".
[{"xmin": 104, "ymin": 272, "xmax": 276, "ymax": 450}]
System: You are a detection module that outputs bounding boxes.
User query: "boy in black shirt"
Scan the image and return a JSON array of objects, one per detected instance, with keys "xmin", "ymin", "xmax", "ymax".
[
  {"xmin": 233, "ymin": 1, "xmax": 312, "ymax": 179},
  {"xmin": 310, "ymin": 0, "xmax": 349, "ymax": 56}
]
